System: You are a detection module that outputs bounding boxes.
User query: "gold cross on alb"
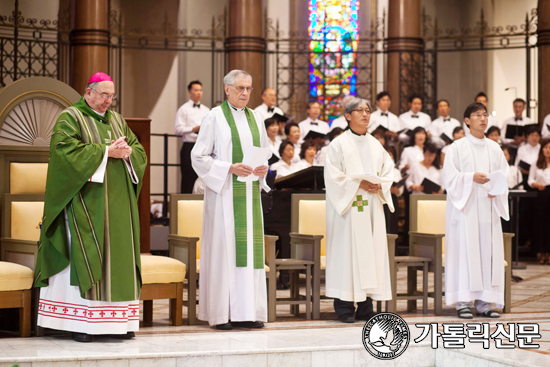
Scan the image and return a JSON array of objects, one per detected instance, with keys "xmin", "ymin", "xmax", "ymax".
[{"xmin": 352, "ymin": 195, "xmax": 368, "ymax": 212}]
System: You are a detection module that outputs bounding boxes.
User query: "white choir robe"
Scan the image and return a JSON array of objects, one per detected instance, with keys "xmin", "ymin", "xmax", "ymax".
[
  {"xmin": 542, "ymin": 115, "xmax": 550, "ymax": 140},
  {"xmin": 191, "ymin": 105, "xmax": 270, "ymax": 326},
  {"xmin": 398, "ymin": 110, "xmax": 431, "ymax": 143},
  {"xmin": 398, "ymin": 145, "xmax": 424, "ymax": 174},
  {"xmin": 528, "ymin": 165, "xmax": 550, "ymax": 187},
  {"xmin": 270, "ymin": 159, "xmax": 299, "ymax": 179},
  {"xmin": 298, "ymin": 117, "xmax": 330, "ymax": 143},
  {"xmin": 324, "ymin": 130, "xmax": 394, "ymax": 302},
  {"xmin": 514, "ymin": 143, "xmax": 540, "ymax": 168},
  {"xmin": 330, "ymin": 116, "xmax": 348, "ymax": 131},
  {"xmin": 429, "ymin": 116, "xmax": 461, "ymax": 149},
  {"xmin": 368, "ymin": 109, "xmax": 403, "ymax": 134},
  {"xmin": 501, "ymin": 116, "xmax": 533, "ymax": 147},
  {"xmin": 254, "ymin": 103, "xmax": 284, "ymax": 121},
  {"xmin": 442, "ymin": 134, "xmax": 510, "ymax": 307},
  {"xmin": 405, "ymin": 162, "xmax": 443, "ymax": 194},
  {"xmin": 294, "ymin": 159, "xmax": 313, "ymax": 172}
]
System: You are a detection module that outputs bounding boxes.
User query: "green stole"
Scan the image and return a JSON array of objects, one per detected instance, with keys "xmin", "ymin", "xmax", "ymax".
[{"xmin": 221, "ymin": 100, "xmax": 264, "ymax": 269}]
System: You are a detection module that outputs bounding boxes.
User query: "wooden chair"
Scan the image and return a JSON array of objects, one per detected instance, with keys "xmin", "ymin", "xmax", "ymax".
[
  {"xmin": 408, "ymin": 194, "xmax": 514, "ymax": 315},
  {"xmin": 168, "ymin": 194, "xmax": 277, "ymax": 324},
  {"xmin": 0, "ymin": 261, "xmax": 33, "ymax": 337},
  {"xmin": 140, "ymin": 255, "xmax": 186, "ymax": 326},
  {"xmin": 289, "ymin": 193, "xmax": 399, "ymax": 319}
]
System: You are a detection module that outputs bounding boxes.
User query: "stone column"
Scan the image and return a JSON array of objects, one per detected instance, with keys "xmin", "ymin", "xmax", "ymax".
[
  {"xmin": 70, "ymin": 0, "xmax": 109, "ymax": 94},
  {"xmin": 386, "ymin": 0, "xmax": 423, "ymax": 114},
  {"xmin": 288, "ymin": 0, "xmax": 310, "ymax": 121},
  {"xmin": 226, "ymin": 0, "xmax": 265, "ymax": 108},
  {"xmin": 538, "ymin": 0, "xmax": 550, "ymax": 122}
]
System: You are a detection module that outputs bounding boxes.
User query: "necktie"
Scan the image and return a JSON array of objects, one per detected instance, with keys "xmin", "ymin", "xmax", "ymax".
[
  {"xmin": 193, "ymin": 103, "xmax": 200, "ymax": 108},
  {"xmin": 381, "ymin": 112, "xmax": 388, "ymax": 117},
  {"xmin": 267, "ymin": 107, "xmax": 274, "ymax": 113},
  {"xmin": 444, "ymin": 118, "xmax": 450, "ymax": 122},
  {"xmin": 411, "ymin": 115, "xmax": 419, "ymax": 118},
  {"xmin": 515, "ymin": 117, "xmax": 522, "ymax": 122}
]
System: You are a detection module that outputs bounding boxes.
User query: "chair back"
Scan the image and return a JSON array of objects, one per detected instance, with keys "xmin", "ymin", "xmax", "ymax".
[
  {"xmin": 10, "ymin": 163, "xmax": 48, "ymax": 194},
  {"xmin": 298, "ymin": 200, "xmax": 326, "ymax": 257},
  {"xmin": 410, "ymin": 194, "xmax": 447, "ymax": 254},
  {"xmin": 177, "ymin": 200, "xmax": 203, "ymax": 260},
  {"xmin": 11, "ymin": 201, "xmax": 44, "ymax": 241}
]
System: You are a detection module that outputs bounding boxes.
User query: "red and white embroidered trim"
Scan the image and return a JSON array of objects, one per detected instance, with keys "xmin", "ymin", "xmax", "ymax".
[{"xmin": 39, "ymin": 299, "xmax": 139, "ymax": 324}]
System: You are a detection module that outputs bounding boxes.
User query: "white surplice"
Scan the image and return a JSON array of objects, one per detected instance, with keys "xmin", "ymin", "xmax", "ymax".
[
  {"xmin": 442, "ymin": 134, "xmax": 510, "ymax": 307},
  {"xmin": 191, "ymin": 105, "xmax": 270, "ymax": 326},
  {"xmin": 324, "ymin": 130, "xmax": 394, "ymax": 302}
]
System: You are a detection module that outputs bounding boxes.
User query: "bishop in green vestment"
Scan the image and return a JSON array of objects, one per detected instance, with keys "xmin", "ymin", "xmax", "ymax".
[{"xmin": 34, "ymin": 72, "xmax": 147, "ymax": 341}]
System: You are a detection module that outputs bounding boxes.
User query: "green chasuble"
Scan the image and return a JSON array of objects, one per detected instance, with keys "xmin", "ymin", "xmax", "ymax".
[{"xmin": 34, "ymin": 97, "xmax": 147, "ymax": 302}]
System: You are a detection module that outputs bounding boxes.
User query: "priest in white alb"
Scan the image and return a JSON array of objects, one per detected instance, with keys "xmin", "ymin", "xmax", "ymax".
[
  {"xmin": 191, "ymin": 70, "xmax": 270, "ymax": 330},
  {"xmin": 443, "ymin": 102, "xmax": 510, "ymax": 319},
  {"xmin": 324, "ymin": 98, "xmax": 395, "ymax": 323}
]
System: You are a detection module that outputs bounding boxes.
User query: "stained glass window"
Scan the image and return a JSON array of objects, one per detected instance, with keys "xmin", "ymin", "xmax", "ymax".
[{"xmin": 309, "ymin": 0, "xmax": 359, "ymax": 122}]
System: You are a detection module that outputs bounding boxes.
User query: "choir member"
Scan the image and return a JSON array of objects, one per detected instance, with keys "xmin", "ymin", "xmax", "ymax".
[
  {"xmin": 528, "ymin": 140, "xmax": 550, "ymax": 264},
  {"xmin": 270, "ymin": 139, "xmax": 299, "ymax": 179},
  {"xmin": 441, "ymin": 126, "xmax": 465, "ymax": 165},
  {"xmin": 330, "ymin": 95, "xmax": 354, "ymax": 131},
  {"xmin": 298, "ymin": 101, "xmax": 330, "ymax": 143},
  {"xmin": 398, "ymin": 126, "xmax": 427, "ymax": 175},
  {"xmin": 501, "ymin": 98, "xmax": 533, "ymax": 151},
  {"xmin": 502, "ymin": 147, "xmax": 522, "ymax": 190},
  {"xmin": 429, "ymin": 99, "xmax": 461, "ymax": 149},
  {"xmin": 368, "ymin": 91, "xmax": 404, "ymax": 142},
  {"xmin": 486, "ymin": 126, "xmax": 501, "ymax": 144},
  {"xmin": 254, "ymin": 87, "xmax": 284, "ymax": 121},
  {"xmin": 265, "ymin": 117, "xmax": 281, "ymax": 161},
  {"xmin": 399, "ymin": 94, "xmax": 431, "ymax": 143},
  {"xmin": 174, "ymin": 80, "xmax": 210, "ymax": 193},
  {"xmin": 294, "ymin": 139, "xmax": 318, "ymax": 171},
  {"xmin": 406, "ymin": 143, "xmax": 443, "ymax": 195},
  {"xmin": 515, "ymin": 125, "xmax": 541, "ymax": 178},
  {"xmin": 284, "ymin": 122, "xmax": 301, "ymax": 163}
]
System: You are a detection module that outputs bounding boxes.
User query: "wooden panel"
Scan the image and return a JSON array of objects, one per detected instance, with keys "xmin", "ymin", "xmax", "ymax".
[{"xmin": 126, "ymin": 118, "xmax": 151, "ymax": 253}]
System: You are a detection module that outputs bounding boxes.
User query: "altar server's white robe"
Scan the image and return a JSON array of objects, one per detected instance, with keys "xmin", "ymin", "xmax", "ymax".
[
  {"xmin": 324, "ymin": 130, "xmax": 394, "ymax": 302},
  {"xmin": 191, "ymin": 106, "xmax": 270, "ymax": 326},
  {"xmin": 442, "ymin": 134, "xmax": 510, "ymax": 307}
]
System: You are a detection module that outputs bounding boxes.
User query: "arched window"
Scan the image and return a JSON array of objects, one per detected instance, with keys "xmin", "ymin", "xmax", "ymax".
[{"xmin": 309, "ymin": 0, "xmax": 359, "ymax": 122}]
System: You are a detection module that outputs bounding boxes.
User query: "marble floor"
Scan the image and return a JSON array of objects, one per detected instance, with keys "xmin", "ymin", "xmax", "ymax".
[{"xmin": 1, "ymin": 264, "xmax": 549, "ymax": 366}]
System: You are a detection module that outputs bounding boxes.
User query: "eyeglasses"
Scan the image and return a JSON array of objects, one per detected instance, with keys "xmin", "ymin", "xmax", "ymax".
[
  {"xmin": 471, "ymin": 113, "xmax": 489, "ymax": 119},
  {"xmin": 230, "ymin": 85, "xmax": 253, "ymax": 94},
  {"xmin": 353, "ymin": 108, "xmax": 371, "ymax": 115},
  {"xmin": 91, "ymin": 88, "xmax": 117, "ymax": 101}
]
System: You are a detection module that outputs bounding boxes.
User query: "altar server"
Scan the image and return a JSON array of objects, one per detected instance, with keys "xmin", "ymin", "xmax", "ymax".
[{"xmin": 443, "ymin": 102, "xmax": 509, "ymax": 319}]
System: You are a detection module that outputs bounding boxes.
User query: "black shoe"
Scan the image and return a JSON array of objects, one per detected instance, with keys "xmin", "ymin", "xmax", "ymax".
[
  {"xmin": 215, "ymin": 322, "xmax": 233, "ymax": 330},
  {"xmin": 338, "ymin": 314, "xmax": 355, "ymax": 323},
  {"xmin": 72, "ymin": 332, "xmax": 93, "ymax": 342},
  {"xmin": 232, "ymin": 321, "xmax": 265, "ymax": 328},
  {"xmin": 111, "ymin": 332, "xmax": 135, "ymax": 339},
  {"xmin": 356, "ymin": 311, "xmax": 377, "ymax": 321}
]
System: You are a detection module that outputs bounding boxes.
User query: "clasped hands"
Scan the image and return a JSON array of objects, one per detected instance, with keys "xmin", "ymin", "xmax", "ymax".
[
  {"xmin": 229, "ymin": 163, "xmax": 268, "ymax": 178},
  {"xmin": 473, "ymin": 172, "xmax": 496, "ymax": 198},
  {"xmin": 360, "ymin": 180, "xmax": 381, "ymax": 194},
  {"xmin": 108, "ymin": 136, "xmax": 132, "ymax": 161}
]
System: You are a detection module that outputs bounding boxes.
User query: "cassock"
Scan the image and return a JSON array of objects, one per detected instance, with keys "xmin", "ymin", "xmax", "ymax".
[
  {"xmin": 368, "ymin": 109, "xmax": 403, "ymax": 134},
  {"xmin": 442, "ymin": 134, "xmax": 509, "ymax": 307},
  {"xmin": 35, "ymin": 97, "xmax": 146, "ymax": 334},
  {"xmin": 429, "ymin": 116, "xmax": 461, "ymax": 149},
  {"xmin": 324, "ymin": 130, "xmax": 394, "ymax": 302},
  {"xmin": 191, "ymin": 101, "xmax": 269, "ymax": 326}
]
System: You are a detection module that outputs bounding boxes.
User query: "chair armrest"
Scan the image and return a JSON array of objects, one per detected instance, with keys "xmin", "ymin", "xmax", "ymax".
[
  {"xmin": 0, "ymin": 238, "xmax": 39, "ymax": 246},
  {"xmin": 289, "ymin": 232, "xmax": 323, "ymax": 265},
  {"xmin": 168, "ymin": 234, "xmax": 199, "ymax": 248},
  {"xmin": 264, "ymin": 235, "xmax": 278, "ymax": 269},
  {"xmin": 408, "ymin": 232, "xmax": 444, "ymax": 260},
  {"xmin": 168, "ymin": 234, "xmax": 199, "ymax": 272}
]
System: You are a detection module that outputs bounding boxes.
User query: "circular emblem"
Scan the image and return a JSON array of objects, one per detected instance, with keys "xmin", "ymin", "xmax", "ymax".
[{"xmin": 362, "ymin": 312, "xmax": 410, "ymax": 360}]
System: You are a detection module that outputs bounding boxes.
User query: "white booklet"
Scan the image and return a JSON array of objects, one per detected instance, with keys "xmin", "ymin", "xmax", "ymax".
[
  {"xmin": 484, "ymin": 170, "xmax": 507, "ymax": 196},
  {"xmin": 237, "ymin": 146, "xmax": 272, "ymax": 182},
  {"xmin": 349, "ymin": 173, "xmax": 395, "ymax": 184}
]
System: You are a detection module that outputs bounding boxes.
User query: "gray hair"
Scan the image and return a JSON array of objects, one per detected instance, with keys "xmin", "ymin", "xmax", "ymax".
[
  {"xmin": 84, "ymin": 82, "xmax": 100, "ymax": 95},
  {"xmin": 223, "ymin": 70, "xmax": 252, "ymax": 86},
  {"xmin": 344, "ymin": 98, "xmax": 372, "ymax": 116}
]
